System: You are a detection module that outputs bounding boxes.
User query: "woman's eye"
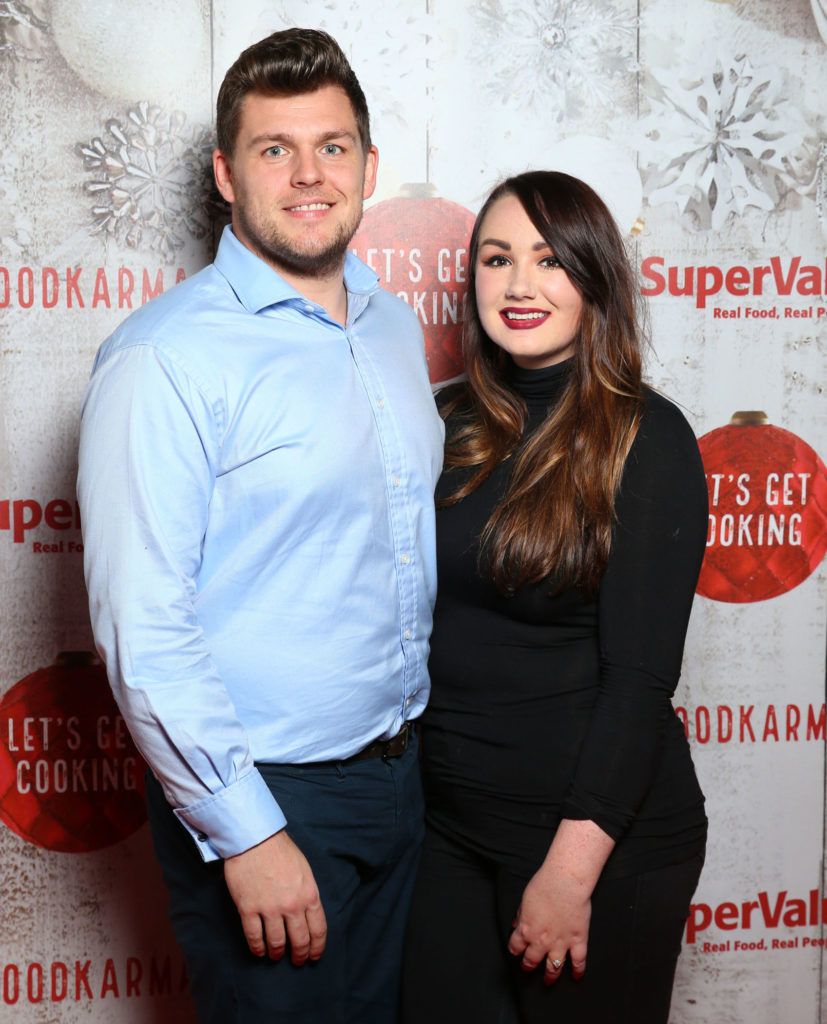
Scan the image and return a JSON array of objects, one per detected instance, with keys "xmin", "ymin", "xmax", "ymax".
[
  {"xmin": 540, "ymin": 255, "xmax": 562, "ymax": 269},
  {"xmin": 481, "ymin": 255, "xmax": 509, "ymax": 267}
]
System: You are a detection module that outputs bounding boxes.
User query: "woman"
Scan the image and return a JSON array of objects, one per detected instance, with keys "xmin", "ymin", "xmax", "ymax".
[{"xmin": 402, "ymin": 171, "xmax": 708, "ymax": 1024}]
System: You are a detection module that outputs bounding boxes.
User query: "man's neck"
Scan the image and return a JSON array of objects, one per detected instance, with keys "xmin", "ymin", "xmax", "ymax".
[
  {"xmin": 279, "ymin": 266, "xmax": 349, "ymax": 326},
  {"xmin": 231, "ymin": 227, "xmax": 349, "ymax": 326}
]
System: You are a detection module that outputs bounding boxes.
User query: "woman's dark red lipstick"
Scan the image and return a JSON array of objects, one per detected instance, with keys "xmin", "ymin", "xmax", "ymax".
[{"xmin": 498, "ymin": 307, "xmax": 550, "ymax": 330}]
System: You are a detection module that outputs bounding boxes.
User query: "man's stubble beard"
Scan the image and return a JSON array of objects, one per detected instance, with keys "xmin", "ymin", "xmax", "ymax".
[{"xmin": 234, "ymin": 194, "xmax": 364, "ymax": 280}]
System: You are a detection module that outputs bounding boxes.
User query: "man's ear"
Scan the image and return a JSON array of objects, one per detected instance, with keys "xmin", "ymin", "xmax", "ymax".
[
  {"xmin": 213, "ymin": 149, "xmax": 236, "ymax": 204},
  {"xmin": 362, "ymin": 145, "xmax": 379, "ymax": 201}
]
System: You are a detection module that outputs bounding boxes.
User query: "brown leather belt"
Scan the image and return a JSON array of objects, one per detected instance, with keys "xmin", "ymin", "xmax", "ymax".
[
  {"xmin": 265, "ymin": 722, "xmax": 416, "ymax": 771},
  {"xmin": 343, "ymin": 720, "xmax": 414, "ymax": 763}
]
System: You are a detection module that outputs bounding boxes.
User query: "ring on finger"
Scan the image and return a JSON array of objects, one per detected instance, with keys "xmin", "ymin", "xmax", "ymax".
[{"xmin": 548, "ymin": 957, "xmax": 564, "ymax": 972}]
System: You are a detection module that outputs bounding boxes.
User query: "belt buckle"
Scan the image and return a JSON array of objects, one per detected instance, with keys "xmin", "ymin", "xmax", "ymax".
[{"xmin": 382, "ymin": 721, "xmax": 410, "ymax": 761}]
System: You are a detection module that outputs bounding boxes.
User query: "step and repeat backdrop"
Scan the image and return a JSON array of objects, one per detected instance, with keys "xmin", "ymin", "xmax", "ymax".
[{"xmin": 1, "ymin": 1, "xmax": 825, "ymax": 1021}]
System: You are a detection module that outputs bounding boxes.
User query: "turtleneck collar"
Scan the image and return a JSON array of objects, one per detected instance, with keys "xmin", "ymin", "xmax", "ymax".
[{"xmin": 506, "ymin": 356, "xmax": 573, "ymax": 412}]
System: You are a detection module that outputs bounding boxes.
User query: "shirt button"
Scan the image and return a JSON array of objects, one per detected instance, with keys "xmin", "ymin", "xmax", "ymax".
[
  {"xmin": 403, "ymin": 629, "xmax": 412, "ymax": 640},
  {"xmin": 392, "ymin": 475, "xmax": 402, "ymax": 487},
  {"xmin": 377, "ymin": 398, "xmax": 385, "ymax": 409},
  {"xmin": 400, "ymin": 553, "xmax": 410, "ymax": 565},
  {"xmin": 303, "ymin": 303, "xmax": 314, "ymax": 312},
  {"xmin": 196, "ymin": 832, "xmax": 208, "ymax": 842}
]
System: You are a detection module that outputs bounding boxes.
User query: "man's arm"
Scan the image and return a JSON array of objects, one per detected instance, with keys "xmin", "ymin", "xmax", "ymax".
[
  {"xmin": 79, "ymin": 342, "xmax": 281, "ymax": 856},
  {"xmin": 78, "ymin": 341, "xmax": 327, "ymax": 959}
]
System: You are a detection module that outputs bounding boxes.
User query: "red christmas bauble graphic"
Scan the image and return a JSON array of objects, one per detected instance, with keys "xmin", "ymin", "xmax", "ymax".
[
  {"xmin": 0, "ymin": 651, "xmax": 147, "ymax": 852},
  {"xmin": 697, "ymin": 412, "xmax": 827, "ymax": 602},
  {"xmin": 351, "ymin": 184, "xmax": 476, "ymax": 384}
]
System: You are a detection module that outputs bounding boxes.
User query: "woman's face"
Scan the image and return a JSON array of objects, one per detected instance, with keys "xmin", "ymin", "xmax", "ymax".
[{"xmin": 474, "ymin": 193, "xmax": 583, "ymax": 370}]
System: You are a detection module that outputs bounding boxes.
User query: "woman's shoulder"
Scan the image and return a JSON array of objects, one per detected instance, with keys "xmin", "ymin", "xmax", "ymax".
[
  {"xmin": 612, "ymin": 387, "xmax": 708, "ymax": 532},
  {"xmin": 620, "ymin": 386, "xmax": 707, "ymax": 505},
  {"xmin": 635, "ymin": 385, "xmax": 702, "ymax": 458}
]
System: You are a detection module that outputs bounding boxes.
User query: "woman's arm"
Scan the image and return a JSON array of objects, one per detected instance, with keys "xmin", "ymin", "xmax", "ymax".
[
  {"xmin": 507, "ymin": 818, "xmax": 614, "ymax": 981},
  {"xmin": 507, "ymin": 392, "xmax": 708, "ymax": 979}
]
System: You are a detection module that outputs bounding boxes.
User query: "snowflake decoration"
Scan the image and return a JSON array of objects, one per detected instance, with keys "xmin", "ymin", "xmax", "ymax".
[
  {"xmin": 816, "ymin": 142, "xmax": 827, "ymax": 237},
  {"xmin": 0, "ymin": 0, "xmax": 49, "ymax": 60},
  {"xmin": 261, "ymin": 1, "xmax": 448, "ymax": 128},
  {"xmin": 471, "ymin": 0, "xmax": 638, "ymax": 119},
  {"xmin": 76, "ymin": 103, "xmax": 218, "ymax": 262},
  {"xmin": 640, "ymin": 55, "xmax": 814, "ymax": 231}
]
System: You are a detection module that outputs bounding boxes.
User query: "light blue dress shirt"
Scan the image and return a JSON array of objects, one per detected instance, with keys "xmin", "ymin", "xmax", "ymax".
[{"xmin": 78, "ymin": 226, "xmax": 444, "ymax": 862}]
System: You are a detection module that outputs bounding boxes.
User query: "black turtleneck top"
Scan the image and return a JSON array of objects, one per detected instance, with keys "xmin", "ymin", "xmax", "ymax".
[{"xmin": 421, "ymin": 359, "xmax": 708, "ymax": 880}]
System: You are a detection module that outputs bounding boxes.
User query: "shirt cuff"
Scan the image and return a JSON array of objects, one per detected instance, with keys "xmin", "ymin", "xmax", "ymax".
[{"xmin": 173, "ymin": 768, "xmax": 287, "ymax": 862}]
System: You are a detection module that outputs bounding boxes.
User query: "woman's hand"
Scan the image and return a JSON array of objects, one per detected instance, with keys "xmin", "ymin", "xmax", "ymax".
[
  {"xmin": 507, "ymin": 818, "xmax": 615, "ymax": 983},
  {"xmin": 507, "ymin": 865, "xmax": 591, "ymax": 983}
]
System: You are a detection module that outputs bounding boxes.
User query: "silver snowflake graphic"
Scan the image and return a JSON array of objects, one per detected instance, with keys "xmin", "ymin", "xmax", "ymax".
[
  {"xmin": 0, "ymin": 0, "xmax": 48, "ymax": 59},
  {"xmin": 640, "ymin": 55, "xmax": 814, "ymax": 230},
  {"xmin": 815, "ymin": 142, "xmax": 827, "ymax": 236},
  {"xmin": 76, "ymin": 103, "xmax": 217, "ymax": 262},
  {"xmin": 471, "ymin": 0, "xmax": 638, "ymax": 118},
  {"xmin": 263, "ymin": 0, "xmax": 445, "ymax": 129}
]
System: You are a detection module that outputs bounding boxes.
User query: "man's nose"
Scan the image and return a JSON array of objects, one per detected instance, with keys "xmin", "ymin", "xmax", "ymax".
[{"xmin": 291, "ymin": 149, "xmax": 324, "ymax": 188}]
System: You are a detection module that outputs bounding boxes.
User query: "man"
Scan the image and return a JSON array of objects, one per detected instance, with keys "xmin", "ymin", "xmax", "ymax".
[{"xmin": 78, "ymin": 28, "xmax": 443, "ymax": 1024}]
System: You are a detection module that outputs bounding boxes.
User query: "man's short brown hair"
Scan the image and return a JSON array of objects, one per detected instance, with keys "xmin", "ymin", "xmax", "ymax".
[{"xmin": 216, "ymin": 28, "xmax": 371, "ymax": 157}]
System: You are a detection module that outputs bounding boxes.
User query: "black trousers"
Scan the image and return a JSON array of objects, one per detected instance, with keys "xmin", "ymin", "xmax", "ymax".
[
  {"xmin": 146, "ymin": 736, "xmax": 424, "ymax": 1024},
  {"xmin": 402, "ymin": 824, "xmax": 703, "ymax": 1024}
]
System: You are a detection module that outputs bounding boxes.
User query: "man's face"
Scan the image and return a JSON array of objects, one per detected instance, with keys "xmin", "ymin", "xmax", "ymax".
[{"xmin": 214, "ymin": 85, "xmax": 378, "ymax": 281}]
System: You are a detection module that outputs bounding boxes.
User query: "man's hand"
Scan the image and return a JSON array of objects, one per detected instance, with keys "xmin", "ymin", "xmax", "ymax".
[{"xmin": 224, "ymin": 830, "xmax": 327, "ymax": 963}]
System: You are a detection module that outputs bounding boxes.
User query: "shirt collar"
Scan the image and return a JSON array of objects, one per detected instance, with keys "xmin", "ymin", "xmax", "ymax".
[{"xmin": 213, "ymin": 224, "xmax": 379, "ymax": 314}]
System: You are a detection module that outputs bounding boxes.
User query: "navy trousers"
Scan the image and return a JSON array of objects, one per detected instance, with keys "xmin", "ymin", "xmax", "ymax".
[{"xmin": 146, "ymin": 736, "xmax": 424, "ymax": 1024}]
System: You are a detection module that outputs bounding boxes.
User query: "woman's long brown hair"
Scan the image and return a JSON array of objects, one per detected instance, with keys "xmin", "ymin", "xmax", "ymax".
[{"xmin": 441, "ymin": 171, "xmax": 645, "ymax": 595}]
